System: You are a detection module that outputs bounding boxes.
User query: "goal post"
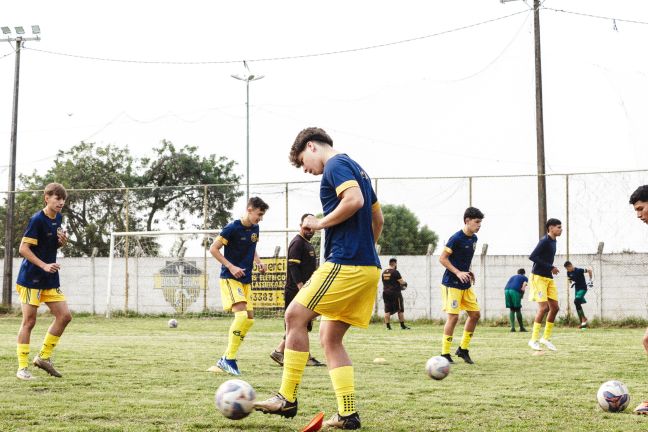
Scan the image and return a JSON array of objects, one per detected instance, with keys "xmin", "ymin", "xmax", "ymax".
[{"xmin": 105, "ymin": 228, "xmax": 320, "ymax": 318}]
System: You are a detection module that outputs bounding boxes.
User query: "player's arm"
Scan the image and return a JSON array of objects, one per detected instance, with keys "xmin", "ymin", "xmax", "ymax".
[
  {"xmin": 587, "ymin": 268, "xmax": 593, "ymax": 280},
  {"xmin": 521, "ymin": 281, "xmax": 528, "ymax": 294},
  {"xmin": 439, "ymin": 249, "xmax": 471, "ymax": 283},
  {"xmin": 19, "ymin": 241, "xmax": 59, "ymax": 273},
  {"xmin": 254, "ymin": 251, "xmax": 267, "ymax": 274},
  {"xmin": 371, "ymin": 201, "xmax": 384, "ymax": 244},
  {"xmin": 303, "ymin": 186, "xmax": 364, "ymax": 231},
  {"xmin": 287, "ymin": 241, "xmax": 305, "ymax": 289},
  {"xmin": 57, "ymin": 228, "xmax": 68, "ymax": 248},
  {"xmin": 209, "ymin": 238, "xmax": 245, "ymax": 279}
]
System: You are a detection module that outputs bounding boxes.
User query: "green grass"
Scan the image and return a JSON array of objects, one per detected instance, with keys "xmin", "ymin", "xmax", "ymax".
[{"xmin": 1, "ymin": 316, "xmax": 648, "ymax": 431}]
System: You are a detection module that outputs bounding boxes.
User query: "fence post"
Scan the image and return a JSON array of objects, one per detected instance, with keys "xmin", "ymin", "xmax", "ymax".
[
  {"xmin": 480, "ymin": 243, "xmax": 488, "ymax": 319},
  {"xmin": 91, "ymin": 247, "xmax": 98, "ymax": 315},
  {"xmin": 427, "ymin": 243, "xmax": 434, "ymax": 319},
  {"xmin": 285, "ymin": 182, "xmax": 289, "ymax": 256},
  {"xmin": 468, "ymin": 177, "xmax": 473, "ymax": 207},
  {"xmin": 203, "ymin": 185, "xmax": 208, "ymax": 312},
  {"xmin": 123, "ymin": 188, "xmax": 130, "ymax": 312},
  {"xmin": 106, "ymin": 233, "xmax": 115, "ymax": 318},
  {"xmin": 597, "ymin": 241, "xmax": 604, "ymax": 320},
  {"xmin": 565, "ymin": 174, "xmax": 571, "ymax": 320}
]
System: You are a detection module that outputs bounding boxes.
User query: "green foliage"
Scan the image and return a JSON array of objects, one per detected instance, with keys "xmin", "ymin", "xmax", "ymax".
[{"xmin": 378, "ymin": 204, "xmax": 438, "ymax": 255}]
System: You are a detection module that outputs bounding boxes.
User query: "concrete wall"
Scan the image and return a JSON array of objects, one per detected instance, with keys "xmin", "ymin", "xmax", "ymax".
[{"xmin": 2, "ymin": 253, "xmax": 647, "ymax": 320}]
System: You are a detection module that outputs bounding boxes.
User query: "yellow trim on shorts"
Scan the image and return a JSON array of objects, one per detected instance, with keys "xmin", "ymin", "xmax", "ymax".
[
  {"xmin": 22, "ymin": 237, "xmax": 38, "ymax": 245},
  {"xmin": 216, "ymin": 235, "xmax": 228, "ymax": 246},
  {"xmin": 306, "ymin": 263, "xmax": 342, "ymax": 310},
  {"xmin": 335, "ymin": 180, "xmax": 359, "ymax": 196}
]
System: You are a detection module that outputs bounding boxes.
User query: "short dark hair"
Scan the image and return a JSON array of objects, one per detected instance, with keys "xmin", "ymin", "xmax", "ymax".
[
  {"xmin": 389, "ymin": 258, "xmax": 397, "ymax": 265},
  {"xmin": 44, "ymin": 182, "xmax": 67, "ymax": 200},
  {"xmin": 563, "ymin": 261, "xmax": 573, "ymax": 268},
  {"xmin": 629, "ymin": 185, "xmax": 648, "ymax": 204},
  {"xmin": 247, "ymin": 196, "xmax": 269, "ymax": 211},
  {"xmin": 517, "ymin": 268, "xmax": 525, "ymax": 275},
  {"xmin": 546, "ymin": 218, "xmax": 561, "ymax": 230},
  {"xmin": 289, "ymin": 127, "xmax": 333, "ymax": 167},
  {"xmin": 300, "ymin": 213, "xmax": 314, "ymax": 223},
  {"xmin": 463, "ymin": 207, "xmax": 484, "ymax": 222}
]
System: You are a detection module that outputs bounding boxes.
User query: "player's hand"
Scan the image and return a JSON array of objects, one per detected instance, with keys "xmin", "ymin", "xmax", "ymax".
[
  {"xmin": 551, "ymin": 266, "xmax": 559, "ymax": 275},
  {"xmin": 257, "ymin": 262, "xmax": 268, "ymax": 274},
  {"xmin": 57, "ymin": 229, "xmax": 68, "ymax": 247},
  {"xmin": 301, "ymin": 215, "xmax": 322, "ymax": 231},
  {"xmin": 455, "ymin": 271, "xmax": 472, "ymax": 284},
  {"xmin": 468, "ymin": 271, "xmax": 475, "ymax": 284},
  {"xmin": 228, "ymin": 264, "xmax": 246, "ymax": 279},
  {"xmin": 42, "ymin": 263, "xmax": 60, "ymax": 273}
]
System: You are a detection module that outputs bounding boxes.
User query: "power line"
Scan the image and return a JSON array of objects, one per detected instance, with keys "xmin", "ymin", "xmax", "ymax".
[
  {"xmin": 544, "ymin": 7, "xmax": 648, "ymax": 26},
  {"xmin": 0, "ymin": 50, "xmax": 14, "ymax": 60},
  {"xmin": 23, "ymin": 11, "xmax": 528, "ymax": 66}
]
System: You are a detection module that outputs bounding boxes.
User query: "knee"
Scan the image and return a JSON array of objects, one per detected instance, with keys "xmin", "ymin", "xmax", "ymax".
[
  {"xmin": 60, "ymin": 312, "xmax": 72, "ymax": 325},
  {"xmin": 471, "ymin": 311, "xmax": 481, "ymax": 321},
  {"xmin": 21, "ymin": 317, "xmax": 36, "ymax": 331}
]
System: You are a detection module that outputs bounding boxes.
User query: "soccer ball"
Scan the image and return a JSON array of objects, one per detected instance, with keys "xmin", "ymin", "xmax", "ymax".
[
  {"xmin": 597, "ymin": 380, "xmax": 630, "ymax": 412},
  {"xmin": 215, "ymin": 379, "xmax": 256, "ymax": 420},
  {"xmin": 425, "ymin": 356, "xmax": 450, "ymax": 380},
  {"xmin": 168, "ymin": 319, "xmax": 178, "ymax": 328}
]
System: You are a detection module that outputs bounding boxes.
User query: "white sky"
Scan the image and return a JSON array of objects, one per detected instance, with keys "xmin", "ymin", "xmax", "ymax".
[{"xmin": 1, "ymin": 0, "xmax": 648, "ymax": 255}]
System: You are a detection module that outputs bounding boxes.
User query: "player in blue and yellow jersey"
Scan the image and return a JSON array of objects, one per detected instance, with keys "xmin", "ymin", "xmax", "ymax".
[
  {"xmin": 564, "ymin": 261, "xmax": 593, "ymax": 329},
  {"xmin": 504, "ymin": 269, "xmax": 528, "ymax": 332},
  {"xmin": 527, "ymin": 218, "xmax": 562, "ymax": 351},
  {"xmin": 255, "ymin": 127, "xmax": 383, "ymax": 430},
  {"xmin": 15, "ymin": 183, "xmax": 72, "ymax": 380},
  {"xmin": 439, "ymin": 207, "xmax": 484, "ymax": 365},
  {"xmin": 209, "ymin": 197, "xmax": 269, "ymax": 376}
]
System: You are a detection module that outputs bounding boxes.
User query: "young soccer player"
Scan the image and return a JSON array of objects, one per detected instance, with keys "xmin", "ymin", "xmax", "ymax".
[
  {"xmin": 209, "ymin": 197, "xmax": 269, "ymax": 376},
  {"xmin": 527, "ymin": 218, "xmax": 562, "ymax": 351},
  {"xmin": 15, "ymin": 183, "xmax": 71, "ymax": 380},
  {"xmin": 629, "ymin": 185, "xmax": 648, "ymax": 415},
  {"xmin": 563, "ymin": 261, "xmax": 593, "ymax": 329},
  {"xmin": 504, "ymin": 268, "xmax": 528, "ymax": 332},
  {"xmin": 382, "ymin": 258, "xmax": 410, "ymax": 330},
  {"xmin": 270, "ymin": 213, "xmax": 325, "ymax": 367},
  {"xmin": 439, "ymin": 207, "xmax": 484, "ymax": 364},
  {"xmin": 254, "ymin": 127, "xmax": 383, "ymax": 430}
]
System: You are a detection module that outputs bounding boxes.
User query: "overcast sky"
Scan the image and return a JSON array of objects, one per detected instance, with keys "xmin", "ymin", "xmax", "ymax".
[{"xmin": 2, "ymin": 0, "xmax": 647, "ymax": 255}]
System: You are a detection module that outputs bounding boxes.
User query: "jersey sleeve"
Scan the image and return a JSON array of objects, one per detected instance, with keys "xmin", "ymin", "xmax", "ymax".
[
  {"xmin": 287, "ymin": 239, "xmax": 305, "ymax": 284},
  {"xmin": 444, "ymin": 233, "xmax": 458, "ymax": 255},
  {"xmin": 22, "ymin": 215, "xmax": 40, "ymax": 246},
  {"xmin": 216, "ymin": 223, "xmax": 234, "ymax": 246},
  {"xmin": 327, "ymin": 157, "xmax": 359, "ymax": 197}
]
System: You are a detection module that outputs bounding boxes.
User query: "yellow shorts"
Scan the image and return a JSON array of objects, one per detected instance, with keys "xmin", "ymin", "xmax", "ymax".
[
  {"xmin": 295, "ymin": 262, "xmax": 381, "ymax": 329},
  {"xmin": 220, "ymin": 279, "xmax": 253, "ymax": 312},
  {"xmin": 17, "ymin": 284, "xmax": 66, "ymax": 307},
  {"xmin": 441, "ymin": 285, "xmax": 480, "ymax": 314},
  {"xmin": 529, "ymin": 274, "xmax": 558, "ymax": 302}
]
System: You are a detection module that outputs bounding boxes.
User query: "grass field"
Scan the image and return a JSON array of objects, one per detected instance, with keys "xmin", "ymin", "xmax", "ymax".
[{"xmin": 2, "ymin": 315, "xmax": 648, "ymax": 431}]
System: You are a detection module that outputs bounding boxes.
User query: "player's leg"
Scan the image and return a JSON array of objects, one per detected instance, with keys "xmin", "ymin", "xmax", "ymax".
[
  {"xmin": 574, "ymin": 289, "xmax": 588, "ymax": 327},
  {"xmin": 538, "ymin": 298, "xmax": 559, "ymax": 351},
  {"xmin": 455, "ymin": 289, "xmax": 480, "ymax": 364},
  {"xmin": 272, "ymin": 288, "xmax": 296, "ymax": 365},
  {"xmin": 397, "ymin": 292, "xmax": 409, "ymax": 329},
  {"xmin": 515, "ymin": 308, "xmax": 527, "ymax": 332},
  {"xmin": 643, "ymin": 327, "xmax": 648, "ymax": 355},
  {"xmin": 16, "ymin": 297, "xmax": 38, "ymax": 380},
  {"xmin": 442, "ymin": 313, "xmax": 458, "ymax": 363},
  {"xmin": 33, "ymin": 299, "xmax": 71, "ymax": 378},
  {"xmin": 320, "ymin": 319, "xmax": 362, "ymax": 430},
  {"xmin": 383, "ymin": 292, "xmax": 394, "ymax": 329}
]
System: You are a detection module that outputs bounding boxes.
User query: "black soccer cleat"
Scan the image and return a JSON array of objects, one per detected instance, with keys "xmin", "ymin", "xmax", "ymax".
[
  {"xmin": 455, "ymin": 347, "xmax": 474, "ymax": 364},
  {"xmin": 322, "ymin": 412, "xmax": 361, "ymax": 430},
  {"xmin": 254, "ymin": 393, "xmax": 298, "ymax": 418},
  {"xmin": 440, "ymin": 353, "xmax": 454, "ymax": 364}
]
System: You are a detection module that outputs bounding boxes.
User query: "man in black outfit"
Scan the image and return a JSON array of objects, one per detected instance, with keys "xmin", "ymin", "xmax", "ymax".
[
  {"xmin": 270, "ymin": 213, "xmax": 325, "ymax": 366},
  {"xmin": 382, "ymin": 258, "xmax": 410, "ymax": 330}
]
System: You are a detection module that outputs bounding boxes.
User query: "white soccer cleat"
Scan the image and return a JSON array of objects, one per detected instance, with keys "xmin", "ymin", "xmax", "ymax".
[
  {"xmin": 539, "ymin": 338, "xmax": 557, "ymax": 351},
  {"xmin": 16, "ymin": 368, "xmax": 35, "ymax": 380},
  {"xmin": 528, "ymin": 340, "xmax": 542, "ymax": 351}
]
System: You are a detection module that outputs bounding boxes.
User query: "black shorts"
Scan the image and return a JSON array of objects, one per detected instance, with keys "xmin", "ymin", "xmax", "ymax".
[
  {"xmin": 383, "ymin": 291, "xmax": 404, "ymax": 314},
  {"xmin": 284, "ymin": 287, "xmax": 312, "ymax": 332}
]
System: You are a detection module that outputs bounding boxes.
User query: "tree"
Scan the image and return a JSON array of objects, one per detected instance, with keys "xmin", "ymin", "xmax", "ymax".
[{"xmin": 378, "ymin": 204, "xmax": 438, "ymax": 255}]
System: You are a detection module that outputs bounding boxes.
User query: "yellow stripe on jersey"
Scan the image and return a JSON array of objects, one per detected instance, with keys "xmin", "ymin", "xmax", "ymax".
[
  {"xmin": 444, "ymin": 246, "xmax": 453, "ymax": 254},
  {"xmin": 335, "ymin": 180, "xmax": 360, "ymax": 196},
  {"xmin": 288, "ymin": 259, "xmax": 301, "ymax": 264},
  {"xmin": 22, "ymin": 237, "xmax": 38, "ymax": 245},
  {"xmin": 215, "ymin": 235, "xmax": 229, "ymax": 246},
  {"xmin": 371, "ymin": 201, "xmax": 381, "ymax": 211}
]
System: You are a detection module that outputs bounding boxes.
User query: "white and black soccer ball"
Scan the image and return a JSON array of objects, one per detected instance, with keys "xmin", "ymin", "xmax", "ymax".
[
  {"xmin": 425, "ymin": 356, "xmax": 450, "ymax": 380},
  {"xmin": 167, "ymin": 319, "xmax": 178, "ymax": 328},
  {"xmin": 597, "ymin": 380, "xmax": 630, "ymax": 412},
  {"xmin": 215, "ymin": 379, "xmax": 256, "ymax": 420}
]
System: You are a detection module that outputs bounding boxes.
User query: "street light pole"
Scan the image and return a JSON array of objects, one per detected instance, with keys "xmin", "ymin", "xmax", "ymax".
[
  {"xmin": 232, "ymin": 62, "xmax": 264, "ymax": 203},
  {"xmin": 2, "ymin": 26, "xmax": 40, "ymax": 306}
]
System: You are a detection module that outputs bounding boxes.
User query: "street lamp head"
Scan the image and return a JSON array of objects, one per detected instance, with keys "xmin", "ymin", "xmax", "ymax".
[
  {"xmin": 31, "ymin": 25, "xmax": 41, "ymax": 35},
  {"xmin": 14, "ymin": 26, "xmax": 25, "ymax": 35},
  {"xmin": 1, "ymin": 27, "xmax": 10, "ymax": 35},
  {"xmin": 249, "ymin": 74, "xmax": 265, "ymax": 81},
  {"xmin": 231, "ymin": 74, "xmax": 246, "ymax": 81}
]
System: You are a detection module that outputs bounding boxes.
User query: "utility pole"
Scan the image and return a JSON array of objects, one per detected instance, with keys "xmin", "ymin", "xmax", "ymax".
[
  {"xmin": 501, "ymin": 0, "xmax": 547, "ymax": 237},
  {"xmin": 2, "ymin": 26, "xmax": 41, "ymax": 306}
]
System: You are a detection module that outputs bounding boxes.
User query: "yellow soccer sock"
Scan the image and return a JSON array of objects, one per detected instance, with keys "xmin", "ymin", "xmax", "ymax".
[
  {"xmin": 17, "ymin": 344, "xmax": 30, "ymax": 369},
  {"xmin": 239, "ymin": 318, "xmax": 254, "ymax": 342},
  {"xmin": 38, "ymin": 333, "xmax": 60, "ymax": 360},
  {"xmin": 531, "ymin": 322, "xmax": 542, "ymax": 342},
  {"xmin": 441, "ymin": 334, "xmax": 453, "ymax": 355},
  {"xmin": 460, "ymin": 331, "xmax": 474, "ymax": 350},
  {"xmin": 224, "ymin": 311, "xmax": 248, "ymax": 359},
  {"xmin": 330, "ymin": 366, "xmax": 356, "ymax": 416},
  {"xmin": 543, "ymin": 321, "xmax": 555, "ymax": 340},
  {"xmin": 279, "ymin": 349, "xmax": 309, "ymax": 403}
]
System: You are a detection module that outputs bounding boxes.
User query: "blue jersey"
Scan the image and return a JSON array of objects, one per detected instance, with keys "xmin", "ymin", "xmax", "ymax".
[
  {"xmin": 504, "ymin": 274, "xmax": 528, "ymax": 292},
  {"xmin": 320, "ymin": 154, "xmax": 380, "ymax": 267},
  {"xmin": 567, "ymin": 267, "xmax": 587, "ymax": 290},
  {"xmin": 217, "ymin": 219, "xmax": 259, "ymax": 284},
  {"xmin": 441, "ymin": 230, "xmax": 477, "ymax": 290},
  {"xmin": 529, "ymin": 235, "xmax": 557, "ymax": 278},
  {"xmin": 16, "ymin": 210, "xmax": 62, "ymax": 289}
]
